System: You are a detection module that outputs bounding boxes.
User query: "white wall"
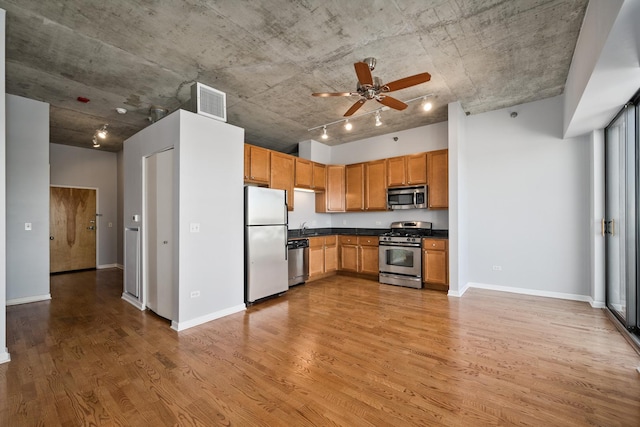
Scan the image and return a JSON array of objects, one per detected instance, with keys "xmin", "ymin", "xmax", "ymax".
[
  {"xmin": 6, "ymin": 94, "xmax": 50, "ymax": 304},
  {"xmin": 589, "ymin": 130, "xmax": 605, "ymax": 307},
  {"xmin": 0, "ymin": 8, "xmax": 9, "ymax": 364},
  {"xmin": 124, "ymin": 110, "xmax": 245, "ymax": 331},
  {"xmin": 50, "ymin": 144, "xmax": 118, "ymax": 268},
  {"xmin": 463, "ymin": 96, "xmax": 591, "ymax": 299},
  {"xmin": 288, "ymin": 189, "xmax": 332, "ymax": 230},
  {"xmin": 447, "ymin": 102, "xmax": 468, "ymax": 296},
  {"xmin": 177, "ymin": 112, "xmax": 245, "ymax": 329}
]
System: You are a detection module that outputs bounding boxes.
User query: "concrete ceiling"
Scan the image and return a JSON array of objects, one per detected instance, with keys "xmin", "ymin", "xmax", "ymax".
[{"xmin": 1, "ymin": 0, "xmax": 588, "ymax": 153}]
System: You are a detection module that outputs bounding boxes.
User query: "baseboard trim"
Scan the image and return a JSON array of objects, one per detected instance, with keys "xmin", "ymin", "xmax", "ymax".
[
  {"xmin": 97, "ymin": 264, "xmax": 118, "ymax": 270},
  {"xmin": 448, "ymin": 282, "xmax": 470, "ymax": 298},
  {"xmin": 6, "ymin": 294, "xmax": 52, "ymax": 306},
  {"xmin": 171, "ymin": 304, "xmax": 246, "ymax": 332},
  {"xmin": 115, "ymin": 264, "xmax": 124, "ymax": 270},
  {"xmin": 589, "ymin": 299, "xmax": 606, "ymax": 308},
  {"xmin": 0, "ymin": 349, "xmax": 10, "ymax": 364},
  {"xmin": 464, "ymin": 282, "xmax": 594, "ymax": 303},
  {"xmin": 121, "ymin": 293, "xmax": 145, "ymax": 310}
]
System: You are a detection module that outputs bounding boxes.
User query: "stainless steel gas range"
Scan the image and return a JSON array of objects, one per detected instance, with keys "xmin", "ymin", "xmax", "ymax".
[{"xmin": 379, "ymin": 221, "xmax": 433, "ymax": 289}]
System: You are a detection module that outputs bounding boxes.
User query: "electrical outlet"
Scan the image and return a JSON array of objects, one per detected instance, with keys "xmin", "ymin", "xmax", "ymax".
[
  {"xmin": 24, "ymin": 222, "xmax": 32, "ymax": 231},
  {"xmin": 190, "ymin": 291, "xmax": 200, "ymax": 298},
  {"xmin": 190, "ymin": 223, "xmax": 201, "ymax": 233},
  {"xmin": 375, "ymin": 221, "xmax": 382, "ymax": 226},
  {"xmin": 108, "ymin": 222, "xmax": 113, "ymax": 228},
  {"xmin": 342, "ymin": 220, "xmax": 347, "ymax": 225},
  {"xmin": 492, "ymin": 265, "xmax": 502, "ymax": 271}
]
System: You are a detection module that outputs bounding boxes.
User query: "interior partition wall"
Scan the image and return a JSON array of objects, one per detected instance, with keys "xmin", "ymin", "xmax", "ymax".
[{"xmin": 605, "ymin": 92, "xmax": 639, "ymax": 338}]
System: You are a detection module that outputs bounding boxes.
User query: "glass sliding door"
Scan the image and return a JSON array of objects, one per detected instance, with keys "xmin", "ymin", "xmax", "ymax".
[{"xmin": 605, "ymin": 101, "xmax": 638, "ymax": 331}]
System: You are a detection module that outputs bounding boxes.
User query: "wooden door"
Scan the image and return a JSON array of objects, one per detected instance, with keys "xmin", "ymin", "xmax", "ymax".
[
  {"xmin": 308, "ymin": 237, "xmax": 325, "ymax": 278},
  {"xmin": 294, "ymin": 158, "xmax": 313, "ymax": 189},
  {"xmin": 50, "ymin": 187, "xmax": 96, "ymax": 273},
  {"xmin": 386, "ymin": 156, "xmax": 406, "ymax": 187},
  {"xmin": 324, "ymin": 236, "xmax": 338, "ymax": 272},
  {"xmin": 312, "ymin": 163, "xmax": 326, "ymax": 191}
]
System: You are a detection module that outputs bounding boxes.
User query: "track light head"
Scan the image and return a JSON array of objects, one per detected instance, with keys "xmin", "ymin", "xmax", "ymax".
[
  {"xmin": 321, "ymin": 125, "xmax": 328, "ymax": 139},
  {"xmin": 375, "ymin": 111, "xmax": 382, "ymax": 127},
  {"xmin": 96, "ymin": 124, "xmax": 109, "ymax": 139},
  {"xmin": 344, "ymin": 120, "xmax": 352, "ymax": 131}
]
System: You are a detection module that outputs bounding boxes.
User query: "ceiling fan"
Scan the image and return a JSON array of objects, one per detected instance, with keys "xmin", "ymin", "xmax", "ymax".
[{"xmin": 312, "ymin": 57, "xmax": 431, "ymax": 117}]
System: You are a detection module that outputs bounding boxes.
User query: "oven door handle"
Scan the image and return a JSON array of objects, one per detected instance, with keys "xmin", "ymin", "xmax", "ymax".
[{"xmin": 379, "ymin": 242, "xmax": 421, "ymax": 248}]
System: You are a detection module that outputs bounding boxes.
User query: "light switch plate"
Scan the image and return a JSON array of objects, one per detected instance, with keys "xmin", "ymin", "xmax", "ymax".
[
  {"xmin": 190, "ymin": 223, "xmax": 201, "ymax": 233},
  {"xmin": 24, "ymin": 222, "xmax": 32, "ymax": 231}
]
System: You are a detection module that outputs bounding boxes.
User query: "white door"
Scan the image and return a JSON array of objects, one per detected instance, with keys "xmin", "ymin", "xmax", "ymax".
[{"xmin": 145, "ymin": 148, "xmax": 175, "ymax": 320}]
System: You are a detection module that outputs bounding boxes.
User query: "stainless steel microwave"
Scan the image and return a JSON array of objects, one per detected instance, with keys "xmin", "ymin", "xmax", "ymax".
[{"xmin": 387, "ymin": 185, "xmax": 428, "ymax": 210}]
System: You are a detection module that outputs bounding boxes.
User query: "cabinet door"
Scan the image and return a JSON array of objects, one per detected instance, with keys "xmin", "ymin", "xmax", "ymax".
[
  {"xmin": 386, "ymin": 156, "xmax": 406, "ymax": 187},
  {"xmin": 340, "ymin": 244, "xmax": 359, "ymax": 272},
  {"xmin": 270, "ymin": 152, "xmax": 295, "ymax": 211},
  {"xmin": 365, "ymin": 159, "xmax": 387, "ymax": 210},
  {"xmin": 407, "ymin": 153, "xmax": 427, "ymax": 185},
  {"xmin": 246, "ymin": 145, "xmax": 270, "ymax": 184},
  {"xmin": 427, "ymin": 149, "xmax": 448, "ymax": 209},
  {"xmin": 325, "ymin": 165, "xmax": 345, "ymax": 212},
  {"xmin": 312, "ymin": 163, "xmax": 326, "ymax": 191},
  {"xmin": 359, "ymin": 244, "xmax": 379, "ymax": 275},
  {"xmin": 423, "ymin": 249, "xmax": 447, "ymax": 285},
  {"xmin": 244, "ymin": 144, "xmax": 251, "ymax": 181},
  {"xmin": 308, "ymin": 237, "xmax": 325, "ymax": 278},
  {"xmin": 345, "ymin": 163, "xmax": 365, "ymax": 211},
  {"xmin": 324, "ymin": 242, "xmax": 338, "ymax": 272},
  {"xmin": 295, "ymin": 158, "xmax": 313, "ymax": 189}
]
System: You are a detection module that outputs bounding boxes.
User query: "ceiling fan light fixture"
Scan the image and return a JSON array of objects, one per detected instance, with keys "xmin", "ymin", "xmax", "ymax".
[
  {"xmin": 321, "ymin": 126, "xmax": 328, "ymax": 139},
  {"xmin": 344, "ymin": 120, "xmax": 352, "ymax": 131},
  {"xmin": 375, "ymin": 111, "xmax": 382, "ymax": 127}
]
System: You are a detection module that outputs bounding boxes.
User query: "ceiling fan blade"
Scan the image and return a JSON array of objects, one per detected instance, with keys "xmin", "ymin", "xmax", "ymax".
[
  {"xmin": 376, "ymin": 95, "xmax": 408, "ymax": 111},
  {"xmin": 383, "ymin": 72, "xmax": 431, "ymax": 92},
  {"xmin": 354, "ymin": 62, "xmax": 373, "ymax": 86},
  {"xmin": 312, "ymin": 92, "xmax": 355, "ymax": 97},
  {"xmin": 344, "ymin": 99, "xmax": 366, "ymax": 116}
]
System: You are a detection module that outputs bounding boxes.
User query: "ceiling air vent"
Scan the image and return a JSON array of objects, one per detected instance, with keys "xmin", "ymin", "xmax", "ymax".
[{"xmin": 190, "ymin": 82, "xmax": 227, "ymax": 122}]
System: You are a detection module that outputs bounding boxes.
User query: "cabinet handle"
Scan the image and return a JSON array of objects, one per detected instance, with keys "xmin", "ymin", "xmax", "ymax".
[
  {"xmin": 432, "ymin": 243, "xmax": 436, "ymax": 247},
  {"xmin": 601, "ymin": 218, "xmax": 605, "ymax": 237},
  {"xmin": 611, "ymin": 219, "xmax": 615, "ymax": 236}
]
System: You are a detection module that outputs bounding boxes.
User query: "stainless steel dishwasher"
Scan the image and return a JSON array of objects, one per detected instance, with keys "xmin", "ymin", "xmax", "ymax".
[{"xmin": 287, "ymin": 239, "xmax": 309, "ymax": 286}]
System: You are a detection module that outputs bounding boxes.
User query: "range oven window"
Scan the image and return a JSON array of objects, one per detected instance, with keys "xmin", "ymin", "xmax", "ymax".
[{"xmin": 385, "ymin": 248, "xmax": 415, "ymax": 268}]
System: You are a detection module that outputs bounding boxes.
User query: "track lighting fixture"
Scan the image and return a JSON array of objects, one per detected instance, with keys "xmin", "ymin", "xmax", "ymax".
[
  {"xmin": 96, "ymin": 124, "xmax": 109, "ymax": 139},
  {"xmin": 92, "ymin": 137, "xmax": 100, "ymax": 148},
  {"xmin": 307, "ymin": 93, "xmax": 433, "ymax": 138},
  {"xmin": 375, "ymin": 111, "xmax": 382, "ymax": 127},
  {"xmin": 422, "ymin": 96, "xmax": 433, "ymax": 111},
  {"xmin": 344, "ymin": 120, "xmax": 352, "ymax": 131}
]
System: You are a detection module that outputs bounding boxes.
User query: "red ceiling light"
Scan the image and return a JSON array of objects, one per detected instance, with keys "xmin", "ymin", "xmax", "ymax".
[{"xmin": 76, "ymin": 96, "xmax": 90, "ymax": 103}]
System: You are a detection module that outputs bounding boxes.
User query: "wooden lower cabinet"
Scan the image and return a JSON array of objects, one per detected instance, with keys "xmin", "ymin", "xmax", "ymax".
[
  {"xmin": 422, "ymin": 238, "xmax": 448, "ymax": 291},
  {"xmin": 339, "ymin": 235, "xmax": 379, "ymax": 278},
  {"xmin": 308, "ymin": 236, "xmax": 337, "ymax": 281}
]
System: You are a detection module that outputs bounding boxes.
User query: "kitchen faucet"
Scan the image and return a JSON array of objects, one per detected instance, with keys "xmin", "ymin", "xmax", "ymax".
[{"xmin": 300, "ymin": 222, "xmax": 308, "ymax": 235}]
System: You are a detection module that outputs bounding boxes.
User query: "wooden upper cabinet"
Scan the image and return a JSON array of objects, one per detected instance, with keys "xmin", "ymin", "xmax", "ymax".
[
  {"xmin": 270, "ymin": 151, "xmax": 295, "ymax": 211},
  {"xmin": 295, "ymin": 159, "xmax": 326, "ymax": 191},
  {"xmin": 386, "ymin": 156, "xmax": 406, "ymax": 187},
  {"xmin": 316, "ymin": 165, "xmax": 345, "ymax": 212},
  {"xmin": 345, "ymin": 163, "xmax": 365, "ymax": 211},
  {"xmin": 365, "ymin": 159, "xmax": 387, "ymax": 210},
  {"xmin": 406, "ymin": 153, "xmax": 427, "ymax": 185},
  {"xmin": 244, "ymin": 144, "xmax": 270, "ymax": 185},
  {"xmin": 312, "ymin": 162, "xmax": 326, "ymax": 191},
  {"xmin": 427, "ymin": 149, "xmax": 448, "ymax": 209},
  {"xmin": 294, "ymin": 158, "xmax": 313, "ymax": 189},
  {"xmin": 386, "ymin": 153, "xmax": 427, "ymax": 187}
]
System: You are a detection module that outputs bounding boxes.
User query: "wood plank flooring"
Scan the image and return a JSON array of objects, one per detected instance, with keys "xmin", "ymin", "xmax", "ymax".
[{"xmin": 1, "ymin": 269, "xmax": 639, "ymax": 426}]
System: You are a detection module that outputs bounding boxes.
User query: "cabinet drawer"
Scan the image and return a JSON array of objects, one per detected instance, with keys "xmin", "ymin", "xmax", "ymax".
[
  {"xmin": 358, "ymin": 236, "xmax": 378, "ymax": 246},
  {"xmin": 339, "ymin": 235, "xmax": 358, "ymax": 245},
  {"xmin": 324, "ymin": 235, "xmax": 337, "ymax": 246},
  {"xmin": 422, "ymin": 239, "xmax": 447, "ymax": 250},
  {"xmin": 309, "ymin": 236, "xmax": 325, "ymax": 248}
]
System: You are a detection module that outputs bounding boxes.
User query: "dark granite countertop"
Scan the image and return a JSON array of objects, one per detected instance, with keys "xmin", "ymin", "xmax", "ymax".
[{"xmin": 288, "ymin": 228, "xmax": 448, "ymax": 240}]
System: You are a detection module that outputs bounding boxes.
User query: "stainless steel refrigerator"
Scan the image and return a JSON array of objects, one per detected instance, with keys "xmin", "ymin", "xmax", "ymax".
[{"xmin": 245, "ymin": 186, "xmax": 288, "ymax": 303}]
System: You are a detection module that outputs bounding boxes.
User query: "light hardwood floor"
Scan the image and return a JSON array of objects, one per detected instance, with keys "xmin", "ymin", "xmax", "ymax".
[{"xmin": 1, "ymin": 269, "xmax": 639, "ymax": 426}]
